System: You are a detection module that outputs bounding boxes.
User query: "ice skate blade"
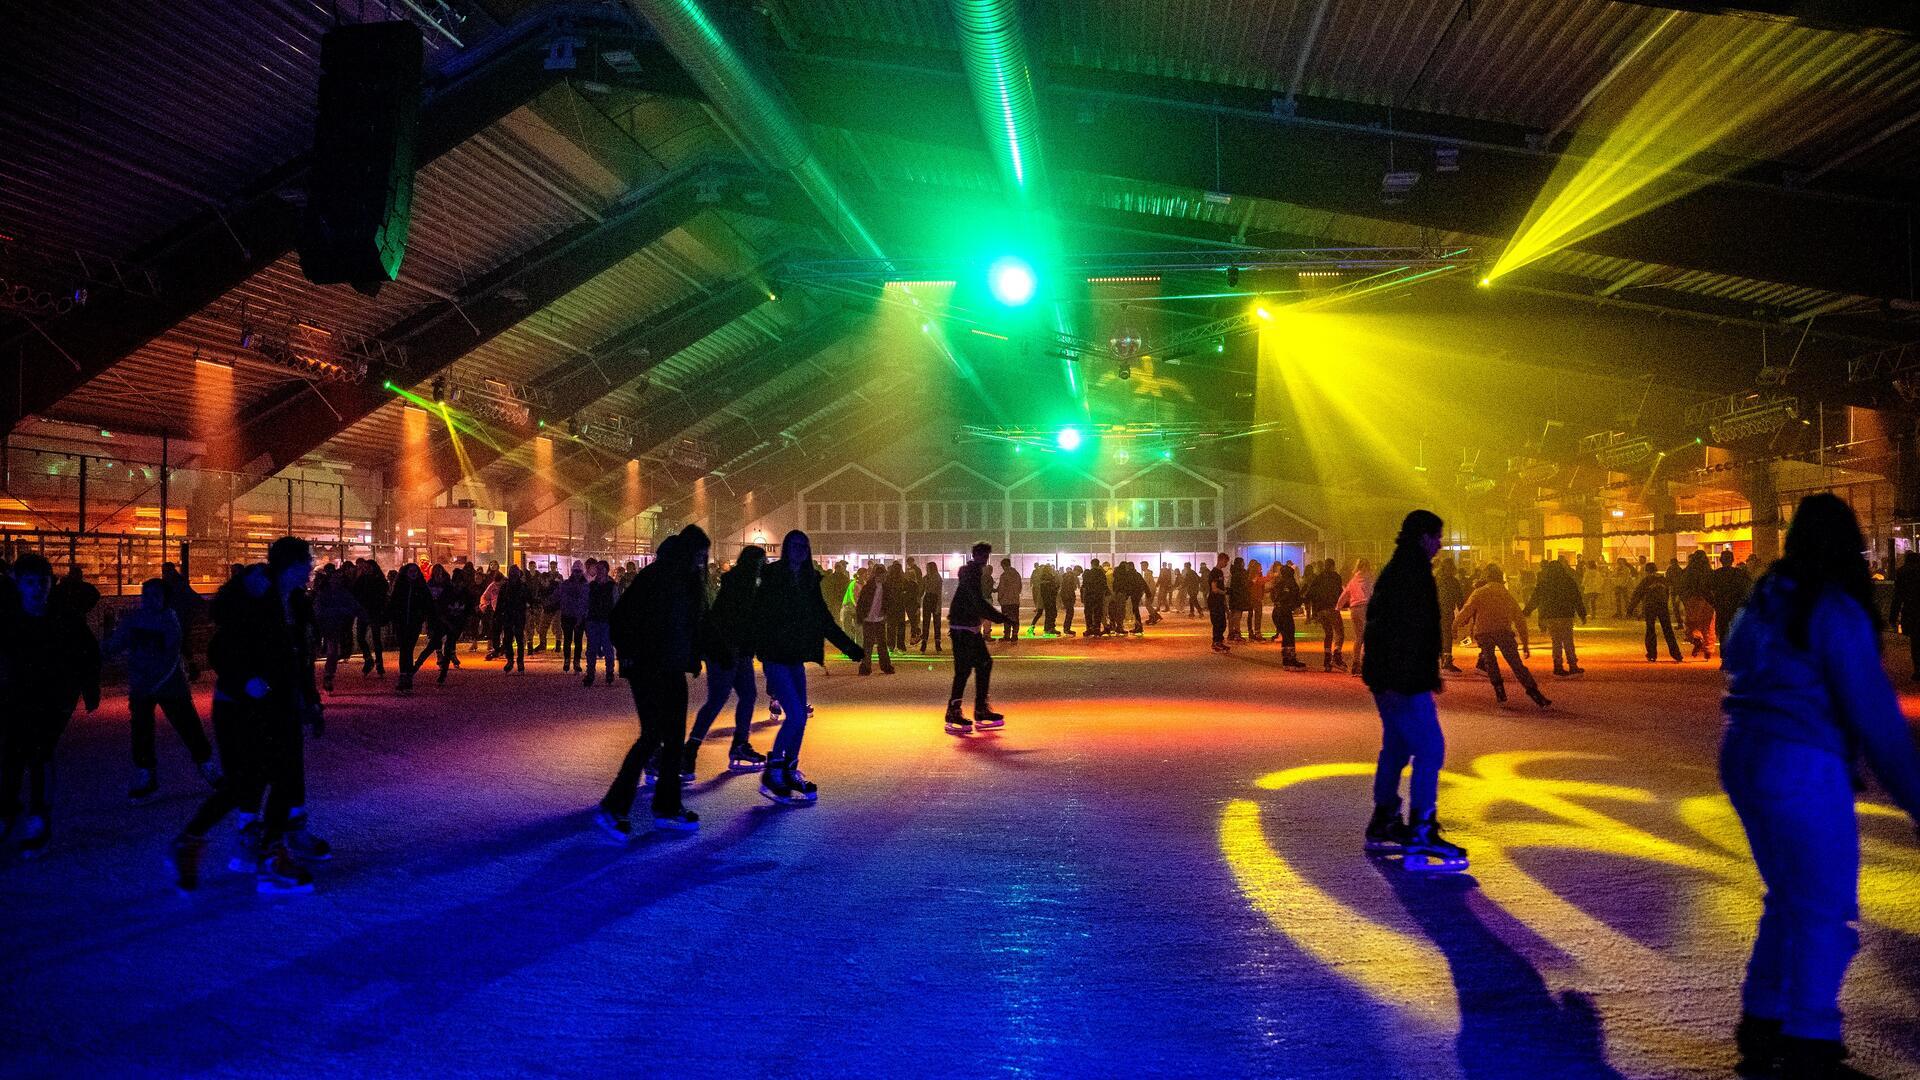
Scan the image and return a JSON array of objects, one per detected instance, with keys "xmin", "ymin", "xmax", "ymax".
[
  {"xmin": 1403, "ymin": 855, "xmax": 1470, "ymax": 873},
  {"xmin": 255, "ymin": 879, "xmax": 316, "ymax": 896},
  {"xmin": 759, "ymin": 788, "xmax": 799, "ymax": 805},
  {"xmin": 728, "ymin": 761, "xmax": 766, "ymax": 773},
  {"xmin": 1363, "ymin": 839, "xmax": 1404, "ymax": 853},
  {"xmin": 652, "ymin": 817, "xmax": 699, "ymax": 832},
  {"xmin": 944, "ymin": 724, "xmax": 974, "ymax": 736}
]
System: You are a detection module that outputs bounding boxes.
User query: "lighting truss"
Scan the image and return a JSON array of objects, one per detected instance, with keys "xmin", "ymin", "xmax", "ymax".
[
  {"xmin": 1691, "ymin": 392, "xmax": 1801, "ymax": 444},
  {"xmin": 781, "ymin": 247, "xmax": 1477, "ymax": 283},
  {"xmin": 960, "ymin": 421, "xmax": 1285, "ymax": 453},
  {"xmin": 576, "ymin": 415, "xmax": 638, "ymax": 454},
  {"xmin": 240, "ymin": 321, "xmax": 385, "ymax": 383},
  {"xmin": 1580, "ymin": 430, "xmax": 1654, "ymax": 469},
  {"xmin": 1845, "ymin": 340, "xmax": 1920, "ymax": 384},
  {"xmin": 447, "ymin": 376, "xmax": 551, "ymax": 428}
]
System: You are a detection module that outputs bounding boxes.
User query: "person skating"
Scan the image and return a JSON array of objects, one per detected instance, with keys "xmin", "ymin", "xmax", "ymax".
[
  {"xmin": 430, "ymin": 568, "xmax": 474, "ymax": 685},
  {"xmin": 855, "ymin": 562, "xmax": 894, "ymax": 675},
  {"xmin": 1454, "ymin": 566, "xmax": 1550, "ymax": 708},
  {"xmin": 597, "ymin": 527, "xmax": 710, "ymax": 837},
  {"xmin": 168, "ymin": 540, "xmax": 326, "ymax": 893},
  {"xmin": 1678, "ymin": 549, "xmax": 1718, "ymax": 659},
  {"xmin": 0, "ymin": 553, "xmax": 101, "ymax": 858},
  {"xmin": 1719, "ymin": 494, "xmax": 1920, "ymax": 1078},
  {"xmin": 749, "ymin": 530, "xmax": 865, "ymax": 804},
  {"xmin": 917, "ymin": 560, "xmax": 944, "ymax": 652},
  {"xmin": 679, "ymin": 545, "xmax": 769, "ymax": 779},
  {"xmin": 1029, "ymin": 562, "xmax": 1057, "ymax": 637},
  {"xmin": 497, "ymin": 565, "xmax": 529, "ymax": 673},
  {"xmin": 385, "ymin": 562, "xmax": 432, "ymax": 693},
  {"xmin": 996, "ymin": 558, "xmax": 1022, "ymax": 643},
  {"xmin": 1522, "ymin": 557, "xmax": 1587, "ymax": 676},
  {"xmin": 1206, "ymin": 552, "xmax": 1230, "ymax": 652},
  {"xmin": 1888, "ymin": 551, "xmax": 1920, "ymax": 681},
  {"xmin": 945, "ymin": 542, "xmax": 1014, "ymax": 735},
  {"xmin": 105, "ymin": 578, "xmax": 219, "ymax": 802},
  {"xmin": 1115, "ymin": 560, "xmax": 1146, "ymax": 635},
  {"xmin": 1710, "ymin": 549, "xmax": 1751, "ymax": 664},
  {"xmin": 581, "ymin": 561, "xmax": 618, "ymax": 686},
  {"xmin": 1337, "ymin": 560, "xmax": 1373, "ymax": 677},
  {"xmin": 1270, "ymin": 563, "xmax": 1308, "ymax": 668},
  {"xmin": 311, "ymin": 568, "xmax": 359, "ymax": 694},
  {"xmin": 351, "ymin": 557, "xmax": 388, "ymax": 676},
  {"xmin": 1305, "ymin": 560, "xmax": 1345, "ymax": 670},
  {"xmin": 1227, "ymin": 557, "xmax": 1251, "ymax": 641},
  {"xmin": 1081, "ymin": 560, "xmax": 1110, "ymax": 639},
  {"xmin": 1628, "ymin": 562, "xmax": 1684, "ymax": 662},
  {"xmin": 1056, "ymin": 563, "xmax": 1079, "ymax": 636},
  {"xmin": 1435, "ymin": 556, "xmax": 1466, "ymax": 674},
  {"xmin": 1360, "ymin": 510, "xmax": 1467, "ymax": 872},
  {"xmin": 556, "ymin": 561, "xmax": 588, "ymax": 672}
]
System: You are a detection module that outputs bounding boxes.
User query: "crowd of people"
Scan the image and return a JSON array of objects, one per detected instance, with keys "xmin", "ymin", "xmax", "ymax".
[{"xmin": 0, "ymin": 498, "xmax": 1915, "ymax": 1078}]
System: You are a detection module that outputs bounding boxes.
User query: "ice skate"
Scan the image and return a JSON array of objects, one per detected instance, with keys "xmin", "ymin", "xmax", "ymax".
[
  {"xmin": 198, "ymin": 759, "xmax": 223, "ymax": 789},
  {"xmin": 1778, "ymin": 1036, "xmax": 1868, "ymax": 1079},
  {"xmin": 1526, "ymin": 687, "xmax": 1551, "ymax": 709},
  {"xmin": 129, "ymin": 768, "xmax": 159, "ymax": 804},
  {"xmin": 285, "ymin": 821, "xmax": 332, "ymax": 862},
  {"xmin": 1364, "ymin": 801, "xmax": 1408, "ymax": 853},
  {"xmin": 1402, "ymin": 816, "xmax": 1469, "ymax": 872},
  {"xmin": 228, "ymin": 820, "xmax": 264, "ymax": 873},
  {"xmin": 256, "ymin": 844, "xmax": 316, "ymax": 894},
  {"xmin": 593, "ymin": 804, "xmax": 634, "ymax": 842},
  {"xmin": 641, "ymin": 763, "xmax": 659, "ymax": 789},
  {"xmin": 760, "ymin": 760, "xmax": 799, "ymax": 804},
  {"xmin": 652, "ymin": 808, "xmax": 700, "ymax": 832},
  {"xmin": 168, "ymin": 835, "xmax": 206, "ymax": 892},
  {"xmin": 944, "ymin": 699, "xmax": 973, "ymax": 736},
  {"xmin": 1492, "ymin": 682, "xmax": 1507, "ymax": 704},
  {"xmin": 784, "ymin": 762, "xmax": 819, "ymax": 803},
  {"xmin": 728, "ymin": 742, "xmax": 767, "ymax": 772},
  {"xmin": 1733, "ymin": 1015, "xmax": 1782, "ymax": 1077},
  {"xmin": 972, "ymin": 705, "xmax": 1005, "ymax": 730},
  {"xmin": 678, "ymin": 741, "xmax": 700, "ymax": 783},
  {"xmin": 18, "ymin": 814, "xmax": 50, "ymax": 858}
]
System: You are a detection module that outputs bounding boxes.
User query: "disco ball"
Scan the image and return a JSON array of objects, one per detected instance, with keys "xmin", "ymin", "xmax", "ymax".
[{"xmin": 1109, "ymin": 328, "xmax": 1144, "ymax": 360}]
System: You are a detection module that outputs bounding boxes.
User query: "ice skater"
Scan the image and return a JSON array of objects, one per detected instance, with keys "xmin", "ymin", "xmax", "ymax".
[
  {"xmin": 945, "ymin": 542, "xmax": 1014, "ymax": 735},
  {"xmin": 0, "ymin": 553, "xmax": 101, "ymax": 859},
  {"xmin": 106, "ymin": 578, "xmax": 220, "ymax": 802},
  {"xmin": 749, "ymin": 530, "xmax": 865, "ymax": 804},
  {"xmin": 1453, "ymin": 565, "xmax": 1550, "ymax": 709},
  {"xmin": 1359, "ymin": 511, "xmax": 1467, "ymax": 872},
  {"xmin": 597, "ymin": 527, "xmax": 710, "ymax": 837},
  {"xmin": 1206, "ymin": 552, "xmax": 1230, "ymax": 651},
  {"xmin": 1719, "ymin": 494, "xmax": 1920, "ymax": 1077},
  {"xmin": 676, "ymin": 544, "xmax": 769, "ymax": 780}
]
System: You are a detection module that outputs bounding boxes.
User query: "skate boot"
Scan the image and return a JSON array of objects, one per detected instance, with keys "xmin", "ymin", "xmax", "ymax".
[
  {"xmin": 198, "ymin": 759, "xmax": 224, "ymax": 790},
  {"xmin": 678, "ymin": 740, "xmax": 701, "ymax": 784},
  {"xmin": 768, "ymin": 699, "xmax": 784, "ymax": 720},
  {"xmin": 1733, "ymin": 1015, "xmax": 1783, "ymax": 1077},
  {"xmin": 1526, "ymin": 687, "xmax": 1552, "ymax": 709},
  {"xmin": 641, "ymin": 763, "xmax": 659, "ymax": 789},
  {"xmin": 18, "ymin": 814, "xmax": 50, "ymax": 858},
  {"xmin": 256, "ymin": 843, "xmax": 316, "ymax": 895},
  {"xmin": 593, "ymin": 803, "xmax": 634, "ymax": 842},
  {"xmin": 944, "ymin": 699, "xmax": 973, "ymax": 736},
  {"xmin": 396, "ymin": 670, "xmax": 414, "ymax": 695},
  {"xmin": 285, "ymin": 815, "xmax": 332, "ymax": 862},
  {"xmin": 1778, "ymin": 1036, "xmax": 1867, "ymax": 1079},
  {"xmin": 229, "ymin": 819, "xmax": 265, "ymax": 873},
  {"xmin": 728, "ymin": 742, "xmax": 767, "ymax": 772},
  {"xmin": 973, "ymin": 704, "xmax": 1006, "ymax": 730},
  {"xmin": 1364, "ymin": 801, "xmax": 1408, "ymax": 853},
  {"xmin": 783, "ymin": 761, "xmax": 819, "ymax": 804},
  {"xmin": 1492, "ymin": 682, "xmax": 1508, "ymax": 704},
  {"xmin": 1403, "ymin": 815, "xmax": 1469, "ymax": 872},
  {"xmin": 129, "ymin": 768, "xmax": 159, "ymax": 804},
  {"xmin": 652, "ymin": 807, "xmax": 700, "ymax": 832},
  {"xmin": 1441, "ymin": 660, "xmax": 1462, "ymax": 674},
  {"xmin": 168, "ymin": 835, "xmax": 207, "ymax": 892},
  {"xmin": 760, "ymin": 757, "xmax": 799, "ymax": 804},
  {"xmin": 437, "ymin": 663, "xmax": 449, "ymax": 685},
  {"xmin": 322, "ymin": 671, "xmax": 334, "ymax": 693}
]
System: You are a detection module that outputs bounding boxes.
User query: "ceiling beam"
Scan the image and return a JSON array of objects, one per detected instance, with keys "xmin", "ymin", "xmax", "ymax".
[
  {"xmin": 206, "ymin": 165, "xmax": 786, "ymax": 474},
  {"xmin": 1609, "ymin": 0, "xmax": 1916, "ymax": 36},
  {"xmin": 770, "ymin": 48, "xmax": 1917, "ymax": 300},
  {"xmin": 1, "ymin": 7, "xmax": 699, "ymax": 432},
  {"xmin": 506, "ymin": 310, "xmax": 859, "ymax": 524},
  {"xmin": 419, "ymin": 274, "xmax": 774, "ymax": 492}
]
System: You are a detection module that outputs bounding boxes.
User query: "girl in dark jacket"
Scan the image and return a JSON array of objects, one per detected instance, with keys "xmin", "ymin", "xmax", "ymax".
[
  {"xmin": 679, "ymin": 546, "xmax": 770, "ymax": 778},
  {"xmin": 1269, "ymin": 564, "xmax": 1308, "ymax": 669},
  {"xmin": 431, "ymin": 568, "xmax": 474, "ymax": 685},
  {"xmin": 750, "ymin": 529, "xmax": 864, "ymax": 804},
  {"xmin": 386, "ymin": 562, "xmax": 433, "ymax": 693},
  {"xmin": 496, "ymin": 566, "xmax": 529, "ymax": 674}
]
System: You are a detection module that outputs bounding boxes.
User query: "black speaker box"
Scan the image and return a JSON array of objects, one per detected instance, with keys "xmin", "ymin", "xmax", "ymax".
[{"xmin": 299, "ymin": 21, "xmax": 423, "ymax": 292}]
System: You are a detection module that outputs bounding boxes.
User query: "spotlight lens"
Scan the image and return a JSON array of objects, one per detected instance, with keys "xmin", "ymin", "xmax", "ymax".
[
  {"xmin": 1056, "ymin": 426, "xmax": 1082, "ymax": 451},
  {"xmin": 1478, "ymin": 277, "xmax": 1491, "ymax": 287},
  {"xmin": 1255, "ymin": 306, "xmax": 1272, "ymax": 320},
  {"xmin": 988, "ymin": 256, "xmax": 1036, "ymax": 307}
]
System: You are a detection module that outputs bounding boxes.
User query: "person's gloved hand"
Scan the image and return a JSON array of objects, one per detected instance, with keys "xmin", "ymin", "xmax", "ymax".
[
  {"xmin": 245, "ymin": 677, "xmax": 270, "ymax": 700},
  {"xmin": 841, "ymin": 646, "xmax": 864, "ymax": 663}
]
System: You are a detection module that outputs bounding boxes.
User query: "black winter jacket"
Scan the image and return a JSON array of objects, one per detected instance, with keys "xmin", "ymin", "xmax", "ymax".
[
  {"xmin": 610, "ymin": 560, "xmax": 704, "ymax": 676},
  {"xmin": 1523, "ymin": 565, "xmax": 1587, "ymax": 621},
  {"xmin": 752, "ymin": 560, "xmax": 862, "ymax": 665},
  {"xmin": 1360, "ymin": 545, "xmax": 1443, "ymax": 695},
  {"xmin": 703, "ymin": 560, "xmax": 760, "ymax": 664},
  {"xmin": 949, "ymin": 561, "xmax": 1009, "ymax": 628}
]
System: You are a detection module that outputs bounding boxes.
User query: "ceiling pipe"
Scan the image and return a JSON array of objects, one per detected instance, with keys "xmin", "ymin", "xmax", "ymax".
[
  {"xmin": 620, "ymin": 0, "xmax": 885, "ymax": 259},
  {"xmin": 949, "ymin": 0, "xmax": 1049, "ymax": 207}
]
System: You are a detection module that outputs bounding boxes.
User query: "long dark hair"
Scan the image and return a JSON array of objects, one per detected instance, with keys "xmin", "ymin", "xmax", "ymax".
[{"xmin": 1768, "ymin": 493, "xmax": 1880, "ymax": 650}]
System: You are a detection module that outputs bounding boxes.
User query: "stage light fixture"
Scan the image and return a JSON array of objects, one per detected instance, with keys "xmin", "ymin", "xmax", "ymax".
[
  {"xmin": 1056, "ymin": 426, "xmax": 1082, "ymax": 451},
  {"xmin": 1227, "ymin": 266, "xmax": 1240, "ymax": 287},
  {"xmin": 431, "ymin": 376, "xmax": 446, "ymax": 403},
  {"xmin": 1255, "ymin": 306, "xmax": 1273, "ymax": 320},
  {"xmin": 988, "ymin": 256, "xmax": 1036, "ymax": 307}
]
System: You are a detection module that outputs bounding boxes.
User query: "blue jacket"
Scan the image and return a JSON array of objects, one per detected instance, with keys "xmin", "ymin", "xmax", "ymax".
[{"xmin": 1722, "ymin": 575, "xmax": 1920, "ymax": 820}]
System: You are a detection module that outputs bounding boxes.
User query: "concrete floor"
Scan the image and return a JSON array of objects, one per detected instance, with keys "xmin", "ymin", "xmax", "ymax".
[{"xmin": 1, "ymin": 613, "xmax": 1916, "ymax": 1079}]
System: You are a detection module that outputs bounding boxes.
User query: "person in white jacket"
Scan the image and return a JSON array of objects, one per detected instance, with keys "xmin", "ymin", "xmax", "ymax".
[
  {"xmin": 1338, "ymin": 560, "xmax": 1374, "ymax": 678},
  {"xmin": 1580, "ymin": 557, "xmax": 1607, "ymax": 621}
]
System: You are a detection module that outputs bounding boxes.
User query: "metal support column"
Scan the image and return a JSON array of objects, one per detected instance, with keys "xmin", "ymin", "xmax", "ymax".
[
  {"xmin": 159, "ymin": 433, "xmax": 170, "ymax": 560},
  {"xmin": 285, "ymin": 478, "xmax": 294, "ymax": 534},
  {"xmin": 337, "ymin": 485, "xmax": 346, "ymax": 562}
]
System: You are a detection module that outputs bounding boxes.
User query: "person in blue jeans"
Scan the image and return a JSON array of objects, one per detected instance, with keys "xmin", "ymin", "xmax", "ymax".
[
  {"xmin": 1358, "ymin": 509, "xmax": 1467, "ymax": 872},
  {"xmin": 749, "ymin": 529, "xmax": 864, "ymax": 805},
  {"xmin": 1719, "ymin": 493, "xmax": 1920, "ymax": 1078}
]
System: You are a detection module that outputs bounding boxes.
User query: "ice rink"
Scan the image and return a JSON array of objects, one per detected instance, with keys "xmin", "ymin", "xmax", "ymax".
[{"xmin": 3, "ymin": 614, "xmax": 1916, "ymax": 1078}]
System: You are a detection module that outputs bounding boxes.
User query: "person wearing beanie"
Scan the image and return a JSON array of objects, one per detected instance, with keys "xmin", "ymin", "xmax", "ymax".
[
  {"xmin": 748, "ymin": 529, "xmax": 864, "ymax": 804},
  {"xmin": 1454, "ymin": 563, "xmax": 1550, "ymax": 709},
  {"xmin": 1359, "ymin": 510, "xmax": 1467, "ymax": 872}
]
